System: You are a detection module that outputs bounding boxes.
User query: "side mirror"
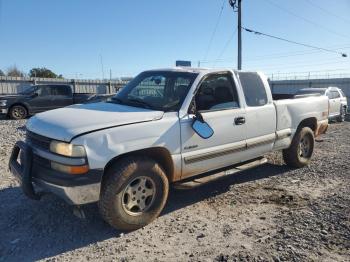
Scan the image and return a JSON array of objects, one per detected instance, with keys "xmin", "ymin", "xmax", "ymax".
[
  {"xmin": 31, "ymin": 93, "xmax": 38, "ymax": 98},
  {"xmin": 191, "ymin": 113, "xmax": 214, "ymax": 139}
]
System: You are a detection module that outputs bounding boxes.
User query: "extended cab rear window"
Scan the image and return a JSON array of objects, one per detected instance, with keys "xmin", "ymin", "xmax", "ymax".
[{"xmin": 238, "ymin": 72, "xmax": 268, "ymax": 107}]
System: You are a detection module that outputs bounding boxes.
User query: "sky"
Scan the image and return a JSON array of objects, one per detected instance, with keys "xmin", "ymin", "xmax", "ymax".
[{"xmin": 0, "ymin": 0, "xmax": 349, "ymax": 79}]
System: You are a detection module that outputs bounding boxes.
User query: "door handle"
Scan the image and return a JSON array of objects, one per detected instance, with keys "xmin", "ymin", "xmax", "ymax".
[{"xmin": 234, "ymin": 117, "xmax": 246, "ymax": 125}]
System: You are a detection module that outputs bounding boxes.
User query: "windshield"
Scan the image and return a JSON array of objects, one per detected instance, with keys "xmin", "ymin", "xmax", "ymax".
[
  {"xmin": 110, "ymin": 71, "xmax": 198, "ymax": 111},
  {"xmin": 19, "ymin": 86, "xmax": 36, "ymax": 95}
]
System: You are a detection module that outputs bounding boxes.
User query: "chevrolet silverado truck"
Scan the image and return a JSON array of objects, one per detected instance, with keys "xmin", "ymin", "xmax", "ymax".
[
  {"xmin": 9, "ymin": 68, "xmax": 329, "ymax": 230},
  {"xmin": 0, "ymin": 84, "xmax": 112, "ymax": 119}
]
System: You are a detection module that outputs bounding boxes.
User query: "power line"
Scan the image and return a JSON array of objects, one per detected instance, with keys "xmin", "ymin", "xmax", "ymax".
[
  {"xmin": 203, "ymin": 0, "xmax": 226, "ymax": 61},
  {"xmin": 213, "ymin": 28, "xmax": 238, "ymax": 66},
  {"xmin": 248, "ymin": 60, "xmax": 350, "ymax": 71},
  {"xmin": 202, "ymin": 58, "xmax": 350, "ymax": 71},
  {"xmin": 256, "ymin": 57, "xmax": 349, "ymax": 67},
  {"xmin": 266, "ymin": 68, "xmax": 350, "ymax": 75},
  {"xmin": 198, "ymin": 44, "xmax": 350, "ymax": 65},
  {"xmin": 265, "ymin": 0, "xmax": 349, "ymax": 39},
  {"xmin": 245, "ymin": 45, "xmax": 350, "ymax": 62},
  {"xmin": 305, "ymin": 0, "xmax": 350, "ymax": 24},
  {"xmin": 242, "ymin": 27, "xmax": 348, "ymax": 57}
]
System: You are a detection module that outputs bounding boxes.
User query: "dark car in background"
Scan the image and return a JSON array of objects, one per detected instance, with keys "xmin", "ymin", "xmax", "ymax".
[{"xmin": 0, "ymin": 84, "xmax": 113, "ymax": 119}]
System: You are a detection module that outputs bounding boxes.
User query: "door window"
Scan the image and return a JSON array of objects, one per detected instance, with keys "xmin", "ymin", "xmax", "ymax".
[
  {"xmin": 52, "ymin": 85, "xmax": 72, "ymax": 96},
  {"xmin": 195, "ymin": 73, "xmax": 239, "ymax": 112},
  {"xmin": 238, "ymin": 72, "xmax": 268, "ymax": 107},
  {"xmin": 37, "ymin": 86, "xmax": 53, "ymax": 96}
]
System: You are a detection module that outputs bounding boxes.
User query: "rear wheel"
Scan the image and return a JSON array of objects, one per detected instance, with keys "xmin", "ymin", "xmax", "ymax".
[
  {"xmin": 283, "ymin": 127, "xmax": 314, "ymax": 168},
  {"xmin": 99, "ymin": 156, "xmax": 169, "ymax": 230},
  {"xmin": 336, "ymin": 106, "xmax": 346, "ymax": 122},
  {"xmin": 10, "ymin": 105, "xmax": 27, "ymax": 120}
]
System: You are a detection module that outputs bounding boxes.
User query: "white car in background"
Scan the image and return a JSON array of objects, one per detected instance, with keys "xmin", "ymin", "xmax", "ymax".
[{"xmin": 296, "ymin": 87, "xmax": 348, "ymax": 122}]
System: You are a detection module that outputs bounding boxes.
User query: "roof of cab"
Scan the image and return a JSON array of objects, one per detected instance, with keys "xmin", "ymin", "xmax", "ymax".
[{"xmin": 145, "ymin": 67, "xmax": 237, "ymax": 74}]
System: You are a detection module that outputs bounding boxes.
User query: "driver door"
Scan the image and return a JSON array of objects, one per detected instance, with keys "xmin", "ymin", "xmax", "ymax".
[
  {"xmin": 27, "ymin": 85, "xmax": 51, "ymax": 113},
  {"xmin": 180, "ymin": 72, "xmax": 247, "ymax": 179}
]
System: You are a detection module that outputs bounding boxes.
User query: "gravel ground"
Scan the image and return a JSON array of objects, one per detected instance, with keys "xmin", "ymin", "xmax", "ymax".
[{"xmin": 0, "ymin": 115, "xmax": 349, "ymax": 262}]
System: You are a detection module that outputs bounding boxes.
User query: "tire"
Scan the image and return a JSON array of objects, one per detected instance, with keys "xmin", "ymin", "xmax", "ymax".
[
  {"xmin": 98, "ymin": 156, "xmax": 169, "ymax": 231},
  {"xmin": 336, "ymin": 106, "xmax": 346, "ymax": 122},
  {"xmin": 282, "ymin": 127, "xmax": 315, "ymax": 168},
  {"xmin": 10, "ymin": 105, "xmax": 27, "ymax": 120}
]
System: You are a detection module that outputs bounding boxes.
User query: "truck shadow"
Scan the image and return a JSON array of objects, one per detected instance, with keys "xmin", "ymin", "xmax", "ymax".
[
  {"xmin": 0, "ymin": 163, "xmax": 291, "ymax": 261},
  {"xmin": 164, "ymin": 163, "xmax": 291, "ymax": 214}
]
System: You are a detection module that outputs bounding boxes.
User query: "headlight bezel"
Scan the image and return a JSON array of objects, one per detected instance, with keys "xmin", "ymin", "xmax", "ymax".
[{"xmin": 49, "ymin": 140, "xmax": 86, "ymax": 157}]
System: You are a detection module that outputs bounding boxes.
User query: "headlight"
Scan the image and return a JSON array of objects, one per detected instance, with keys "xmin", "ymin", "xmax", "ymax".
[
  {"xmin": 50, "ymin": 141, "xmax": 86, "ymax": 157},
  {"xmin": 0, "ymin": 100, "xmax": 7, "ymax": 106}
]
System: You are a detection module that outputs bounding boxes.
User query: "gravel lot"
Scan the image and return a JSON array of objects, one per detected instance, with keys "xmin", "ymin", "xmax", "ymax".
[{"xmin": 0, "ymin": 116, "xmax": 349, "ymax": 262}]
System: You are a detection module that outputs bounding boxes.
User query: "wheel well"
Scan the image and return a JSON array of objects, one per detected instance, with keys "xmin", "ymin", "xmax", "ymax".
[
  {"xmin": 297, "ymin": 117, "xmax": 317, "ymax": 133},
  {"xmin": 103, "ymin": 147, "xmax": 175, "ymax": 182}
]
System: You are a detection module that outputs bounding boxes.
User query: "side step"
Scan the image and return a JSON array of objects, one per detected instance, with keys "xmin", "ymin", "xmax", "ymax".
[{"xmin": 173, "ymin": 157, "xmax": 268, "ymax": 190}]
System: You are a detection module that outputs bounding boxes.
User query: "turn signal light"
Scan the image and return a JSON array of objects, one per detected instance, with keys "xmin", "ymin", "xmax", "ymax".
[{"xmin": 51, "ymin": 162, "xmax": 89, "ymax": 175}]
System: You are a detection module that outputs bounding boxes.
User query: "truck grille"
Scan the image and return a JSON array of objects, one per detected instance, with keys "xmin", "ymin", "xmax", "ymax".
[
  {"xmin": 33, "ymin": 154, "xmax": 51, "ymax": 168},
  {"xmin": 26, "ymin": 131, "xmax": 52, "ymax": 150}
]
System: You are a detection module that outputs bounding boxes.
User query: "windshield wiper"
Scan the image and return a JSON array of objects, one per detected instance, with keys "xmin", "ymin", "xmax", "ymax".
[
  {"xmin": 126, "ymin": 98, "xmax": 153, "ymax": 109},
  {"xmin": 109, "ymin": 97, "xmax": 124, "ymax": 104}
]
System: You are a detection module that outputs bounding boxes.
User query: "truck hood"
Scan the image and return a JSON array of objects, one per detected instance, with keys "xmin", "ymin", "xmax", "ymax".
[
  {"xmin": 26, "ymin": 102, "xmax": 164, "ymax": 142},
  {"xmin": 0, "ymin": 94, "xmax": 26, "ymax": 100}
]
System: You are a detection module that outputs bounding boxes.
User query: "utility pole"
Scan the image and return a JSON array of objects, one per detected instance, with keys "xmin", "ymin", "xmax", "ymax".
[
  {"xmin": 229, "ymin": 0, "xmax": 242, "ymax": 70},
  {"xmin": 237, "ymin": 0, "xmax": 242, "ymax": 70},
  {"xmin": 100, "ymin": 54, "xmax": 105, "ymax": 80}
]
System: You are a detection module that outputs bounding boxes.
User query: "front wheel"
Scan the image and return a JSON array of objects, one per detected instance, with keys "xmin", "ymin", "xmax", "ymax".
[
  {"xmin": 10, "ymin": 105, "xmax": 27, "ymax": 120},
  {"xmin": 98, "ymin": 157, "xmax": 169, "ymax": 231},
  {"xmin": 283, "ymin": 127, "xmax": 315, "ymax": 168}
]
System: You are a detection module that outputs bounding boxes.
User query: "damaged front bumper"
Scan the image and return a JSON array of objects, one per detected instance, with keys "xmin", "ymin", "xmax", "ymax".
[{"xmin": 9, "ymin": 141, "xmax": 102, "ymax": 205}]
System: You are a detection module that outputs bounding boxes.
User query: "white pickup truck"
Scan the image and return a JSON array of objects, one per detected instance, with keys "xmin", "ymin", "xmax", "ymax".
[{"xmin": 10, "ymin": 68, "xmax": 329, "ymax": 230}]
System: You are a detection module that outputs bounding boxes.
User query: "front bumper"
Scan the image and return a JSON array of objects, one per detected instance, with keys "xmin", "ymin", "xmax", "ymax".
[
  {"xmin": 0, "ymin": 108, "xmax": 8, "ymax": 114},
  {"xmin": 9, "ymin": 141, "xmax": 103, "ymax": 205}
]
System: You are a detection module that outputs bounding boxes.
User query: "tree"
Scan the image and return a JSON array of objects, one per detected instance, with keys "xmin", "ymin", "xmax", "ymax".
[
  {"xmin": 0, "ymin": 69, "xmax": 5, "ymax": 76},
  {"xmin": 29, "ymin": 67, "xmax": 61, "ymax": 78},
  {"xmin": 7, "ymin": 66, "xmax": 24, "ymax": 77}
]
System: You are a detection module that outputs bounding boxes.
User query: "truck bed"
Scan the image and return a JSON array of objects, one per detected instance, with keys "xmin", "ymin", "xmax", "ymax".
[
  {"xmin": 273, "ymin": 95, "xmax": 328, "ymax": 133},
  {"xmin": 272, "ymin": 93, "xmax": 321, "ymax": 100}
]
